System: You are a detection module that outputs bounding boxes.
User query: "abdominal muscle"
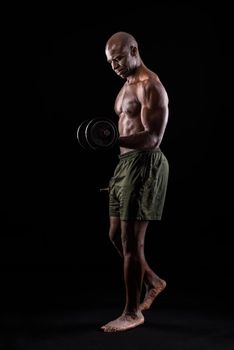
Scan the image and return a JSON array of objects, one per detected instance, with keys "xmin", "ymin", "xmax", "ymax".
[{"xmin": 118, "ymin": 113, "xmax": 147, "ymax": 155}]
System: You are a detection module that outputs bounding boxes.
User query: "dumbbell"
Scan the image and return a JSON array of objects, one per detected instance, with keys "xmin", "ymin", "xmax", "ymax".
[{"xmin": 77, "ymin": 118, "xmax": 118, "ymax": 150}]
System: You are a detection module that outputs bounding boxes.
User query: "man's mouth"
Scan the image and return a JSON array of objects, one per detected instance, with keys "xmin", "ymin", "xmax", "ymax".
[{"xmin": 116, "ymin": 69, "xmax": 123, "ymax": 75}]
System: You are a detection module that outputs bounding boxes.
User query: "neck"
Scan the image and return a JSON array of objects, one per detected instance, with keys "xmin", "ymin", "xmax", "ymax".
[{"xmin": 126, "ymin": 62, "xmax": 147, "ymax": 84}]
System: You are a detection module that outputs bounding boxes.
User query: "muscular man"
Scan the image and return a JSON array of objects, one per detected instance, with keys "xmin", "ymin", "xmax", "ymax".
[{"xmin": 101, "ymin": 32, "xmax": 169, "ymax": 332}]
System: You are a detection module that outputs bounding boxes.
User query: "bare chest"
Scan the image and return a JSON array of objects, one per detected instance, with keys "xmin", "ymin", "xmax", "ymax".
[{"xmin": 115, "ymin": 85, "xmax": 141, "ymax": 117}]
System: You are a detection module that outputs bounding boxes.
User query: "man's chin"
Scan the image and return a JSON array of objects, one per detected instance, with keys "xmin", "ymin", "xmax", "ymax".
[{"xmin": 118, "ymin": 72, "xmax": 128, "ymax": 79}]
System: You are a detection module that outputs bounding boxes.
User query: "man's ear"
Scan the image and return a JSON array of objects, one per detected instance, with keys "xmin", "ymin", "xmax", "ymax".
[{"xmin": 130, "ymin": 46, "xmax": 137, "ymax": 56}]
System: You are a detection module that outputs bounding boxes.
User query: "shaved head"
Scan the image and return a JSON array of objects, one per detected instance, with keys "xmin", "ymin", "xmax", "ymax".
[{"xmin": 106, "ymin": 32, "xmax": 138, "ymax": 51}]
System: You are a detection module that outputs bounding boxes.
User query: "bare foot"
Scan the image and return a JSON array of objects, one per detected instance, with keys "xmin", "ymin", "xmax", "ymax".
[
  {"xmin": 101, "ymin": 311, "xmax": 144, "ymax": 333},
  {"xmin": 140, "ymin": 279, "xmax": 167, "ymax": 311}
]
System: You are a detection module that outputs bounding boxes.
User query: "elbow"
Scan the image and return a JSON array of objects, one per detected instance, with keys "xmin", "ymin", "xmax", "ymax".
[{"xmin": 148, "ymin": 132, "xmax": 160, "ymax": 149}]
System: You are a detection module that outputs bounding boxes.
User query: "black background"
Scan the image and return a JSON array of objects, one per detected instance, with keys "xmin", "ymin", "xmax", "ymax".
[{"xmin": 2, "ymin": 2, "xmax": 233, "ymax": 310}]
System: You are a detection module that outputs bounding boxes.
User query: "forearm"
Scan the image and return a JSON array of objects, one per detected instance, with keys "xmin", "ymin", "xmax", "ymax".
[{"xmin": 118, "ymin": 130, "xmax": 159, "ymax": 150}]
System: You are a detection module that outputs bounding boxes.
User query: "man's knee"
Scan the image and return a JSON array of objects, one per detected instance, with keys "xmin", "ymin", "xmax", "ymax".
[{"xmin": 109, "ymin": 229, "xmax": 116, "ymax": 242}]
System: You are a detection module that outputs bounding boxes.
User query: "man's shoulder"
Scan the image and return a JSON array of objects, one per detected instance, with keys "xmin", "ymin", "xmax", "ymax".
[
  {"xmin": 141, "ymin": 76, "xmax": 165, "ymax": 93},
  {"xmin": 138, "ymin": 75, "xmax": 168, "ymax": 104}
]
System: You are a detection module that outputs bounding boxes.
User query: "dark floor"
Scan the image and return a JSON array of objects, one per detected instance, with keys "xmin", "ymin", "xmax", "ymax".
[
  {"xmin": 0, "ymin": 268, "xmax": 233, "ymax": 350},
  {"xmin": 1, "ymin": 306, "xmax": 234, "ymax": 350}
]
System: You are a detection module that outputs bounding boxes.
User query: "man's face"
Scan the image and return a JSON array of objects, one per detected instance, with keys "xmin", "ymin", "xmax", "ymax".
[{"xmin": 105, "ymin": 43, "xmax": 136, "ymax": 79}]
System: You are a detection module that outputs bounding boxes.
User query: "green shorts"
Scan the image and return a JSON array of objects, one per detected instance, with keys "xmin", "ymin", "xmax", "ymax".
[{"xmin": 109, "ymin": 148, "xmax": 169, "ymax": 221}]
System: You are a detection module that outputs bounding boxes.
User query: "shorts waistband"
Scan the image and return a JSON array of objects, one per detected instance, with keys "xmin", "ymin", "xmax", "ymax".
[{"xmin": 118, "ymin": 148, "xmax": 161, "ymax": 160}]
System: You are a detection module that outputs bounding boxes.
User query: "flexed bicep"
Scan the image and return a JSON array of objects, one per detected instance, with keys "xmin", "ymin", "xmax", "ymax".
[{"xmin": 139, "ymin": 80, "xmax": 169, "ymax": 146}]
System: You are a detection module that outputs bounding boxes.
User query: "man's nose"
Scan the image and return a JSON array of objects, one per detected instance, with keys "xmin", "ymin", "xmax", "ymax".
[{"xmin": 111, "ymin": 60, "xmax": 119, "ymax": 69}]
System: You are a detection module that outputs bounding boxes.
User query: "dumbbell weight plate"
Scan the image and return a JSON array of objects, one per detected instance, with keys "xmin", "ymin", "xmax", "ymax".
[
  {"xmin": 85, "ymin": 118, "xmax": 118, "ymax": 150},
  {"xmin": 77, "ymin": 119, "xmax": 91, "ymax": 150}
]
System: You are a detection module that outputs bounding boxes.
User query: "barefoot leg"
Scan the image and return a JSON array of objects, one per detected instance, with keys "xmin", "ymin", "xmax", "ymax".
[
  {"xmin": 140, "ymin": 278, "xmax": 167, "ymax": 311},
  {"xmin": 101, "ymin": 311, "xmax": 144, "ymax": 333}
]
